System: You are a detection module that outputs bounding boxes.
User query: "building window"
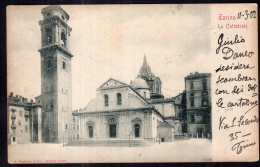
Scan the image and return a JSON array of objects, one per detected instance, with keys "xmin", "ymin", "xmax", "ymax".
[
  {"xmin": 190, "ymin": 81, "xmax": 193, "ymax": 90},
  {"xmin": 190, "ymin": 98, "xmax": 194, "ymax": 107},
  {"xmin": 50, "ymin": 103, "xmax": 54, "ymax": 109},
  {"xmin": 25, "ymin": 125, "xmax": 28, "ymax": 132},
  {"xmin": 65, "ymin": 125, "xmax": 68, "ymax": 129},
  {"xmin": 61, "ymin": 31, "xmax": 66, "ymax": 47},
  {"xmin": 202, "ymin": 98, "xmax": 208, "ymax": 106},
  {"xmin": 156, "ymin": 81, "xmax": 160, "ymax": 93},
  {"xmin": 202, "ymin": 79, "xmax": 207, "ymax": 90},
  {"xmin": 117, "ymin": 93, "xmax": 122, "ymax": 105},
  {"xmin": 13, "ymin": 137, "xmax": 16, "ymax": 142},
  {"xmin": 47, "ymin": 60, "xmax": 51, "ymax": 69},
  {"xmin": 190, "ymin": 115, "xmax": 195, "ymax": 123},
  {"xmin": 77, "ymin": 125, "xmax": 79, "ymax": 130},
  {"xmin": 18, "ymin": 120, "xmax": 21, "ymax": 126},
  {"xmin": 62, "ymin": 61, "xmax": 66, "ymax": 70},
  {"xmin": 25, "ymin": 117, "xmax": 28, "ymax": 122},
  {"xmin": 190, "ymin": 93, "xmax": 194, "ymax": 97},
  {"xmin": 202, "ymin": 91, "xmax": 208, "ymax": 96},
  {"xmin": 104, "ymin": 94, "xmax": 109, "ymax": 106},
  {"xmin": 45, "ymin": 28, "xmax": 52, "ymax": 44},
  {"xmin": 19, "ymin": 110, "xmax": 22, "ymax": 117},
  {"xmin": 144, "ymin": 92, "xmax": 146, "ymax": 98},
  {"xmin": 134, "ymin": 124, "xmax": 140, "ymax": 138}
]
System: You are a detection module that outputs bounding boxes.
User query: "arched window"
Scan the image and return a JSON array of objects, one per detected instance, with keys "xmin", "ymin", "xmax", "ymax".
[
  {"xmin": 45, "ymin": 28, "xmax": 52, "ymax": 44},
  {"xmin": 88, "ymin": 125, "xmax": 93, "ymax": 138},
  {"xmin": 117, "ymin": 93, "xmax": 122, "ymax": 105},
  {"xmin": 134, "ymin": 124, "xmax": 140, "ymax": 137},
  {"xmin": 156, "ymin": 81, "xmax": 160, "ymax": 93},
  {"xmin": 62, "ymin": 61, "xmax": 66, "ymax": 70},
  {"xmin": 61, "ymin": 31, "xmax": 66, "ymax": 47},
  {"xmin": 104, "ymin": 94, "xmax": 109, "ymax": 106}
]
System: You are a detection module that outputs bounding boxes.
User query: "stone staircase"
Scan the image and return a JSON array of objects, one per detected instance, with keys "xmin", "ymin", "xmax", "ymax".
[
  {"xmin": 65, "ymin": 139, "xmax": 153, "ymax": 147},
  {"xmin": 174, "ymin": 135, "xmax": 189, "ymax": 141}
]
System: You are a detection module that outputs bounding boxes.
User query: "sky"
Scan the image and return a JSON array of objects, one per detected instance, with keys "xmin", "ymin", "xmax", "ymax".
[{"xmin": 7, "ymin": 4, "xmax": 211, "ymax": 110}]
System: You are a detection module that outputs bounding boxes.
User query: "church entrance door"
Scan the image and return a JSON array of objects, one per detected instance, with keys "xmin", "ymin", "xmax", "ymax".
[
  {"xmin": 88, "ymin": 125, "xmax": 93, "ymax": 138},
  {"xmin": 110, "ymin": 125, "xmax": 116, "ymax": 138}
]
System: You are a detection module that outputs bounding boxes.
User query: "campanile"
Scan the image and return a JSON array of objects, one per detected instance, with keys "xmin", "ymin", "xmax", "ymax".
[{"xmin": 38, "ymin": 6, "xmax": 73, "ymax": 143}]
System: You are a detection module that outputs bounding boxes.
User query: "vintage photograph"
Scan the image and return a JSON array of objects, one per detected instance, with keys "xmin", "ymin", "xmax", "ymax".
[{"xmin": 7, "ymin": 4, "xmax": 214, "ymax": 163}]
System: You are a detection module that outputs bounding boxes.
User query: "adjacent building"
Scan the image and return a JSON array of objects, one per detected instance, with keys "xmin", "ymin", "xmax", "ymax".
[
  {"xmin": 7, "ymin": 93, "xmax": 42, "ymax": 144},
  {"xmin": 185, "ymin": 72, "xmax": 211, "ymax": 138}
]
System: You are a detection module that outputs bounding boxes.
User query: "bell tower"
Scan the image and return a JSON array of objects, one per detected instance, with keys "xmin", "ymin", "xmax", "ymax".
[{"xmin": 38, "ymin": 5, "xmax": 73, "ymax": 143}]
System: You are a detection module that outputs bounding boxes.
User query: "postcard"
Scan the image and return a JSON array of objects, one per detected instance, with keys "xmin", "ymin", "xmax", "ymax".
[{"xmin": 7, "ymin": 4, "xmax": 258, "ymax": 163}]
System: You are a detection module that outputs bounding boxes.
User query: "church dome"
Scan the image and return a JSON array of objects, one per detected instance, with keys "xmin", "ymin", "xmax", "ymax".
[{"xmin": 132, "ymin": 77, "xmax": 149, "ymax": 89}]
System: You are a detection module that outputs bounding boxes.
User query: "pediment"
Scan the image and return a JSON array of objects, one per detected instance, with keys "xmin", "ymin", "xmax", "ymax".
[
  {"xmin": 98, "ymin": 78, "xmax": 128, "ymax": 90},
  {"xmin": 131, "ymin": 118, "xmax": 142, "ymax": 122}
]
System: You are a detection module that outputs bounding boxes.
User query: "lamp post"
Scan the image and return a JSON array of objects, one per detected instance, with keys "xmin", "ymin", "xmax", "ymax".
[
  {"xmin": 63, "ymin": 132, "xmax": 64, "ymax": 147},
  {"xmin": 129, "ymin": 133, "xmax": 130, "ymax": 148},
  {"xmin": 159, "ymin": 134, "xmax": 160, "ymax": 145}
]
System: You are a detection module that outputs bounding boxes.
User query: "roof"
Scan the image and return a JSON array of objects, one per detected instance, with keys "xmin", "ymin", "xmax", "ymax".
[
  {"xmin": 138, "ymin": 55, "xmax": 155, "ymax": 80},
  {"xmin": 97, "ymin": 78, "xmax": 128, "ymax": 90},
  {"xmin": 97, "ymin": 78, "xmax": 149, "ymax": 104},
  {"xmin": 131, "ymin": 77, "xmax": 149, "ymax": 89},
  {"xmin": 41, "ymin": 5, "xmax": 70, "ymax": 20},
  {"xmin": 157, "ymin": 121, "xmax": 173, "ymax": 128},
  {"xmin": 185, "ymin": 72, "xmax": 211, "ymax": 79},
  {"xmin": 148, "ymin": 98, "xmax": 174, "ymax": 104},
  {"xmin": 7, "ymin": 93, "xmax": 41, "ymax": 108}
]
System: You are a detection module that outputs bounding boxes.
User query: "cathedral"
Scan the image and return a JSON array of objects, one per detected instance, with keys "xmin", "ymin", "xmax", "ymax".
[{"xmin": 73, "ymin": 56, "xmax": 180, "ymax": 142}]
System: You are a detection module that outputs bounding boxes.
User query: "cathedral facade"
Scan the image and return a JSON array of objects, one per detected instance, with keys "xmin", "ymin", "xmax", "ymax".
[{"xmin": 74, "ymin": 57, "xmax": 178, "ymax": 142}]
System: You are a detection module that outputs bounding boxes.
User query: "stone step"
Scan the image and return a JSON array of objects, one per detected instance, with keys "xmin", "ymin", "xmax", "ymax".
[{"xmin": 66, "ymin": 139, "xmax": 153, "ymax": 147}]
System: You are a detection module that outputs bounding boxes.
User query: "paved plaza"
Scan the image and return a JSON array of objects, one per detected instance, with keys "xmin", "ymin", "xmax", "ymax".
[{"xmin": 8, "ymin": 139, "xmax": 212, "ymax": 163}]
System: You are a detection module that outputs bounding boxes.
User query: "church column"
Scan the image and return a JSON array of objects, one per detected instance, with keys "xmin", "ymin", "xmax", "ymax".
[
  {"xmin": 55, "ymin": 24, "xmax": 59, "ymax": 44},
  {"xmin": 52, "ymin": 24, "xmax": 55, "ymax": 44},
  {"xmin": 66, "ymin": 32, "xmax": 70, "ymax": 50},
  {"xmin": 57, "ymin": 24, "xmax": 61, "ymax": 44}
]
